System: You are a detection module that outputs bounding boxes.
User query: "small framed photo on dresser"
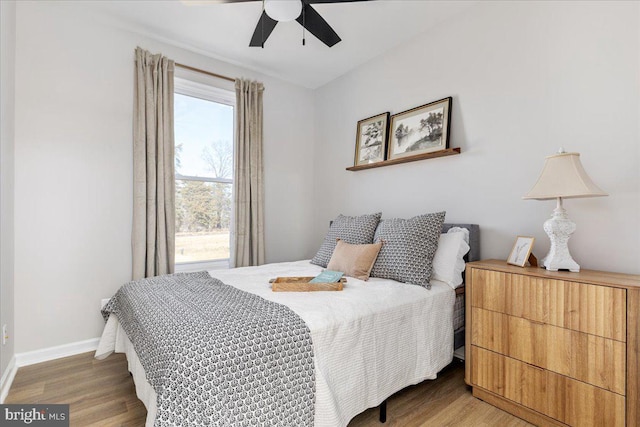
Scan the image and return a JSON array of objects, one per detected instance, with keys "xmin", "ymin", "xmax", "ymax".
[{"xmin": 507, "ymin": 236, "xmax": 535, "ymax": 267}]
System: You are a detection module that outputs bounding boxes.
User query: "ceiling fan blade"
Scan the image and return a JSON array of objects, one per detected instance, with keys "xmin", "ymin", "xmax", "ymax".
[
  {"xmin": 249, "ymin": 10, "xmax": 279, "ymax": 47},
  {"xmin": 296, "ymin": 4, "xmax": 341, "ymax": 47},
  {"xmin": 181, "ymin": 0, "xmax": 258, "ymax": 4},
  {"xmin": 307, "ymin": 0, "xmax": 372, "ymax": 3}
]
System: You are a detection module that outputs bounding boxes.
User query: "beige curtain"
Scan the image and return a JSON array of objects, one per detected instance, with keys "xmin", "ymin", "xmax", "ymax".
[
  {"xmin": 132, "ymin": 47, "xmax": 175, "ymax": 279},
  {"xmin": 232, "ymin": 79, "xmax": 265, "ymax": 267}
]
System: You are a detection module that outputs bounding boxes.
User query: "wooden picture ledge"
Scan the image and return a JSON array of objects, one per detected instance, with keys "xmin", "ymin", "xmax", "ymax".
[{"xmin": 347, "ymin": 147, "xmax": 461, "ymax": 171}]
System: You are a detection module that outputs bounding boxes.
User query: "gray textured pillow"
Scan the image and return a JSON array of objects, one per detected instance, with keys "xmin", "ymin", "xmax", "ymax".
[
  {"xmin": 311, "ymin": 212, "xmax": 382, "ymax": 268},
  {"xmin": 370, "ymin": 211, "xmax": 446, "ymax": 288}
]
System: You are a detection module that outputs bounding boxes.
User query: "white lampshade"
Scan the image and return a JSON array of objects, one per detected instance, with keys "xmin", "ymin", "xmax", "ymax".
[
  {"xmin": 265, "ymin": 0, "xmax": 302, "ymax": 22},
  {"xmin": 523, "ymin": 151, "xmax": 607, "ymax": 200}
]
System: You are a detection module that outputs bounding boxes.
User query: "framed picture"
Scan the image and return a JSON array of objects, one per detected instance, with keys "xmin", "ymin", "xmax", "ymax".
[
  {"xmin": 354, "ymin": 112, "xmax": 390, "ymax": 166},
  {"xmin": 507, "ymin": 236, "xmax": 536, "ymax": 267},
  {"xmin": 387, "ymin": 97, "xmax": 452, "ymax": 161}
]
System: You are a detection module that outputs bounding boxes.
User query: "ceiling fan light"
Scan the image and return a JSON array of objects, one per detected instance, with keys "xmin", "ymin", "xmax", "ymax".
[{"xmin": 264, "ymin": 0, "xmax": 302, "ymax": 22}]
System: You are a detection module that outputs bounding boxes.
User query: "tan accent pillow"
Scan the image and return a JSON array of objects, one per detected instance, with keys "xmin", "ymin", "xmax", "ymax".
[{"xmin": 327, "ymin": 239, "xmax": 383, "ymax": 281}]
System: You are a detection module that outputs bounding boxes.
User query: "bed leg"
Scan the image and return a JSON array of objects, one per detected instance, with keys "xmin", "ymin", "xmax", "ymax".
[{"xmin": 379, "ymin": 399, "xmax": 387, "ymax": 423}]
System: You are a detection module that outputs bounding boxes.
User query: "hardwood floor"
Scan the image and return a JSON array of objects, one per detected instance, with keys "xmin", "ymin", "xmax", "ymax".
[
  {"xmin": 6, "ymin": 352, "xmax": 532, "ymax": 426},
  {"xmin": 5, "ymin": 353, "xmax": 147, "ymax": 426}
]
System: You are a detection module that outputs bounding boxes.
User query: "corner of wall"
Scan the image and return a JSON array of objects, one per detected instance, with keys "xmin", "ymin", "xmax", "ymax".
[{"xmin": 0, "ymin": 0, "xmax": 17, "ymax": 381}]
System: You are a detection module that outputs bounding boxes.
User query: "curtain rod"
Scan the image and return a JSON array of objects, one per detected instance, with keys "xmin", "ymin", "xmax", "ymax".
[{"xmin": 175, "ymin": 63, "xmax": 235, "ymax": 83}]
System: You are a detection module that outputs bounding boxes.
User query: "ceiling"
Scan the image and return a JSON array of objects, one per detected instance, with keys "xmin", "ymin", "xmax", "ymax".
[{"xmin": 88, "ymin": 0, "xmax": 476, "ymax": 89}]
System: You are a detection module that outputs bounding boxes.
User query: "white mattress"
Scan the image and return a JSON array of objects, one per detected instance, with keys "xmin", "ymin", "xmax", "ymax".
[{"xmin": 96, "ymin": 260, "xmax": 455, "ymax": 427}]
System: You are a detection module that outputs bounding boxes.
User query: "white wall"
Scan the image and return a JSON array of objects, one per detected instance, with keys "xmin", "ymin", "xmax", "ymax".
[
  {"xmin": 13, "ymin": 2, "xmax": 316, "ymax": 353},
  {"xmin": 1, "ymin": 0, "xmax": 16, "ymax": 375},
  {"xmin": 11, "ymin": 0, "xmax": 640, "ymax": 355},
  {"xmin": 313, "ymin": 1, "xmax": 640, "ymax": 274}
]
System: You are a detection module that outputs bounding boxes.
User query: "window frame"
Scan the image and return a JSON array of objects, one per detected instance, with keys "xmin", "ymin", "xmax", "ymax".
[{"xmin": 173, "ymin": 77, "xmax": 235, "ymax": 272}]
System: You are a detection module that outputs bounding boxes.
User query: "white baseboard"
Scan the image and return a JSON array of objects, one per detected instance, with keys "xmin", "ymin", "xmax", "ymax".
[
  {"xmin": 0, "ymin": 355, "xmax": 17, "ymax": 403},
  {"xmin": 15, "ymin": 338, "xmax": 100, "ymax": 368}
]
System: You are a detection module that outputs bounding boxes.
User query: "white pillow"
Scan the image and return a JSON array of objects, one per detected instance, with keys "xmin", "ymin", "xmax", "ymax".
[
  {"xmin": 432, "ymin": 229, "xmax": 470, "ymax": 288},
  {"xmin": 446, "ymin": 226, "xmax": 470, "ymax": 243}
]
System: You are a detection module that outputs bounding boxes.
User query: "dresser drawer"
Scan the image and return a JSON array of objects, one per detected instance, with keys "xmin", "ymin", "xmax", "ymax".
[
  {"xmin": 547, "ymin": 279, "xmax": 626, "ymax": 342},
  {"xmin": 470, "ymin": 269, "xmax": 626, "ymax": 341},
  {"xmin": 471, "ymin": 307, "xmax": 626, "ymax": 394},
  {"xmin": 470, "ymin": 269, "xmax": 547, "ymax": 322},
  {"xmin": 471, "ymin": 346, "xmax": 625, "ymax": 427}
]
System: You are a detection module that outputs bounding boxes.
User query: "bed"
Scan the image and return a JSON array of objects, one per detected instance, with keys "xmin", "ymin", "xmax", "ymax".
[{"xmin": 96, "ymin": 222, "xmax": 479, "ymax": 427}]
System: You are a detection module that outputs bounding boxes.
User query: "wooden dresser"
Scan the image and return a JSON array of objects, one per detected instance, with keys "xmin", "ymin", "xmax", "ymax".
[{"xmin": 465, "ymin": 260, "xmax": 640, "ymax": 427}]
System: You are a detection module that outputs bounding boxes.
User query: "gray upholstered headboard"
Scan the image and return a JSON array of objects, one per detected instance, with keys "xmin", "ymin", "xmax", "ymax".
[{"xmin": 442, "ymin": 223, "xmax": 480, "ymax": 263}]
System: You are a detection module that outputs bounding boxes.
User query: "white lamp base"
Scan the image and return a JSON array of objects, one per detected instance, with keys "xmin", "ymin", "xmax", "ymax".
[{"xmin": 541, "ymin": 199, "xmax": 580, "ymax": 272}]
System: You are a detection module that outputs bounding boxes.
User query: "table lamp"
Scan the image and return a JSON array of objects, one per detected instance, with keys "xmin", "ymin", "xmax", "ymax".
[{"xmin": 523, "ymin": 149, "xmax": 607, "ymax": 272}]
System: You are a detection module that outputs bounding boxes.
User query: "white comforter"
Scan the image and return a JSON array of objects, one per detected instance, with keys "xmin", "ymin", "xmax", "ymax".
[{"xmin": 96, "ymin": 260, "xmax": 455, "ymax": 427}]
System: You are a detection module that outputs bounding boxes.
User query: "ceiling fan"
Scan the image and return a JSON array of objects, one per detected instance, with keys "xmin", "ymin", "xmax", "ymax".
[{"xmin": 218, "ymin": 0, "xmax": 372, "ymax": 48}]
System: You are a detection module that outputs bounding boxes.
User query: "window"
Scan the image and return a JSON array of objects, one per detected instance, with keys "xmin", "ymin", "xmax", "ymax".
[{"xmin": 174, "ymin": 77, "xmax": 235, "ymax": 269}]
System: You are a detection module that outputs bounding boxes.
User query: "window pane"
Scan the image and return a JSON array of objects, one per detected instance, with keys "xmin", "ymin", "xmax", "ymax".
[
  {"xmin": 175, "ymin": 180, "xmax": 232, "ymax": 262},
  {"xmin": 175, "ymin": 93, "xmax": 234, "ymax": 179}
]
